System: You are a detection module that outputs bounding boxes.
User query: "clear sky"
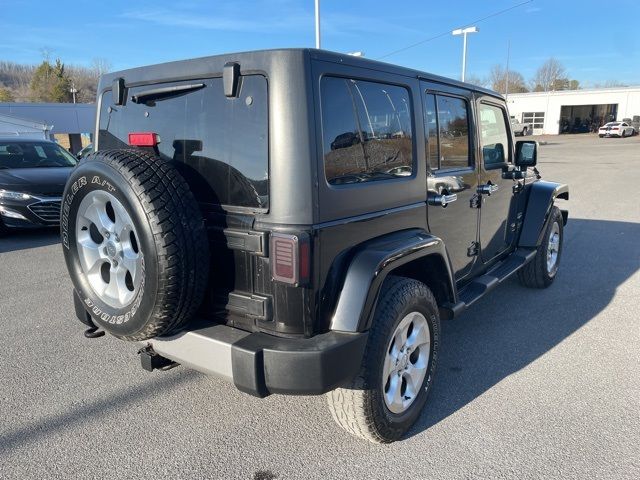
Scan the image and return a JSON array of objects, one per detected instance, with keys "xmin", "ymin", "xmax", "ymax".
[{"xmin": 1, "ymin": 0, "xmax": 638, "ymax": 87}]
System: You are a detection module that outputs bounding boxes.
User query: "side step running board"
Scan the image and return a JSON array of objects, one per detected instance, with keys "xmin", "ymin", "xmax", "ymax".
[{"xmin": 439, "ymin": 248, "xmax": 536, "ymax": 320}]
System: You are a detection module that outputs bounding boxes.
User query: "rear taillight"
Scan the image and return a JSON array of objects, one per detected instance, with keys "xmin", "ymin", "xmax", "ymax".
[
  {"xmin": 128, "ymin": 132, "xmax": 160, "ymax": 146},
  {"xmin": 270, "ymin": 233, "xmax": 310, "ymax": 285},
  {"xmin": 612, "ymin": 127, "xmax": 619, "ymax": 130}
]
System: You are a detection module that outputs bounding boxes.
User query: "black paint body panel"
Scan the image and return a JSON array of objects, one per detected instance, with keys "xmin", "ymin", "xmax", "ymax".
[{"xmin": 90, "ymin": 49, "xmax": 568, "ymax": 342}]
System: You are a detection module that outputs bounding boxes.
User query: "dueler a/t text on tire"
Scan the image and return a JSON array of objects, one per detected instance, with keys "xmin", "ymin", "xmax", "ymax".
[
  {"xmin": 61, "ymin": 149, "xmax": 209, "ymax": 341},
  {"xmin": 327, "ymin": 276, "xmax": 440, "ymax": 443}
]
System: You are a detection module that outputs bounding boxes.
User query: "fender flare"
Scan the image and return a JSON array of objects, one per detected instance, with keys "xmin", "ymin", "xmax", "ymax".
[
  {"xmin": 329, "ymin": 229, "xmax": 455, "ymax": 333},
  {"xmin": 518, "ymin": 180, "xmax": 569, "ymax": 248}
]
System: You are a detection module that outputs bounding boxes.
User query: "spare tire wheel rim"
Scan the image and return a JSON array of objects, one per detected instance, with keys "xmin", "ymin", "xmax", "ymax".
[
  {"xmin": 382, "ymin": 311, "xmax": 431, "ymax": 414},
  {"xmin": 76, "ymin": 190, "xmax": 143, "ymax": 309}
]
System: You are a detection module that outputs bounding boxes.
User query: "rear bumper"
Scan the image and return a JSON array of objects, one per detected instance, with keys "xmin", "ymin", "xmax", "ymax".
[
  {"xmin": 73, "ymin": 288, "xmax": 368, "ymax": 397},
  {"xmin": 142, "ymin": 323, "xmax": 368, "ymax": 397}
]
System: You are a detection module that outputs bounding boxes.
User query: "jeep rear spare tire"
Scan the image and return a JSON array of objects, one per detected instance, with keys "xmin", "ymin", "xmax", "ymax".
[{"xmin": 61, "ymin": 149, "xmax": 209, "ymax": 341}]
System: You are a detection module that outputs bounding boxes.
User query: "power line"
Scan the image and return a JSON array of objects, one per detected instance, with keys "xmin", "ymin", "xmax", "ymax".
[{"xmin": 377, "ymin": 0, "xmax": 533, "ymax": 60}]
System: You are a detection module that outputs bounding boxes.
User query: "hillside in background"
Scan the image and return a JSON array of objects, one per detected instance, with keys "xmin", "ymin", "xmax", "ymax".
[{"xmin": 0, "ymin": 58, "xmax": 109, "ymax": 103}]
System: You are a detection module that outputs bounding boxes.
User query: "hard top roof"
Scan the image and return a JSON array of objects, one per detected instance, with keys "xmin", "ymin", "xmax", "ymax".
[{"xmin": 99, "ymin": 48, "xmax": 502, "ymax": 100}]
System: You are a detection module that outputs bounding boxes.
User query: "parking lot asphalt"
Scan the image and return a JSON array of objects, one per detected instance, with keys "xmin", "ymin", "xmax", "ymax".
[{"xmin": 1, "ymin": 134, "xmax": 639, "ymax": 479}]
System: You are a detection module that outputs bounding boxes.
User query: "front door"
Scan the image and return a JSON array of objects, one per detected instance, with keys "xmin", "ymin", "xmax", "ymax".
[
  {"xmin": 422, "ymin": 84, "xmax": 479, "ymax": 280},
  {"xmin": 476, "ymin": 98, "xmax": 517, "ymax": 263}
]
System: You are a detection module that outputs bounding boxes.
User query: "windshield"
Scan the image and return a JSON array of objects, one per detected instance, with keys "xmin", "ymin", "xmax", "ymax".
[{"xmin": 0, "ymin": 141, "xmax": 77, "ymax": 169}]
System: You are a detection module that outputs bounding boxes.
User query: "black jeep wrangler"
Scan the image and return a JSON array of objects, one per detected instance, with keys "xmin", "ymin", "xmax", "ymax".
[{"xmin": 62, "ymin": 49, "xmax": 568, "ymax": 443}]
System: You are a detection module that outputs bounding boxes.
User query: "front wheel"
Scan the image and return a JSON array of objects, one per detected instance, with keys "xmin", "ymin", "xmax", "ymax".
[
  {"xmin": 518, "ymin": 206, "xmax": 564, "ymax": 288},
  {"xmin": 522, "ymin": 127, "xmax": 528, "ymax": 136},
  {"xmin": 327, "ymin": 277, "xmax": 440, "ymax": 443}
]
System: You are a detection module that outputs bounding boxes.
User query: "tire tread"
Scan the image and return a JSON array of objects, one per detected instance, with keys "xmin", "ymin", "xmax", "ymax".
[
  {"xmin": 78, "ymin": 149, "xmax": 209, "ymax": 341},
  {"xmin": 327, "ymin": 276, "xmax": 438, "ymax": 443}
]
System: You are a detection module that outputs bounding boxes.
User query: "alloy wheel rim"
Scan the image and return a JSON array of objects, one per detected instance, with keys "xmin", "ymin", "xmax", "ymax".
[
  {"xmin": 75, "ymin": 191, "xmax": 143, "ymax": 309},
  {"xmin": 382, "ymin": 311, "xmax": 431, "ymax": 414},
  {"xmin": 546, "ymin": 221, "xmax": 560, "ymax": 274}
]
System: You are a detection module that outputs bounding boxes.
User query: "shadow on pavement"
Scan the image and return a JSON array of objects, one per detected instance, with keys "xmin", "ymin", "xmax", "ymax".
[
  {"xmin": 0, "ymin": 228, "xmax": 60, "ymax": 254},
  {"xmin": 1, "ymin": 219, "xmax": 637, "ymax": 448},
  {"xmin": 408, "ymin": 218, "xmax": 640, "ymax": 438},
  {"xmin": 0, "ymin": 370, "xmax": 199, "ymax": 455}
]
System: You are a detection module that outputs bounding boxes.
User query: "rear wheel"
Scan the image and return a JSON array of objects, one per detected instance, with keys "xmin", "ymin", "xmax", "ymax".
[
  {"xmin": 327, "ymin": 277, "xmax": 440, "ymax": 443},
  {"xmin": 522, "ymin": 126, "xmax": 528, "ymax": 136},
  {"xmin": 518, "ymin": 206, "xmax": 563, "ymax": 288},
  {"xmin": 62, "ymin": 149, "xmax": 209, "ymax": 340},
  {"xmin": 621, "ymin": 130, "xmax": 627, "ymax": 138}
]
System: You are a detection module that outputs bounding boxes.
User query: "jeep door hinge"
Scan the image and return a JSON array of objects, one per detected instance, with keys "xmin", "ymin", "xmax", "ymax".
[
  {"xmin": 467, "ymin": 241, "xmax": 479, "ymax": 257},
  {"xmin": 512, "ymin": 182, "xmax": 524, "ymax": 194},
  {"xmin": 470, "ymin": 193, "xmax": 482, "ymax": 209}
]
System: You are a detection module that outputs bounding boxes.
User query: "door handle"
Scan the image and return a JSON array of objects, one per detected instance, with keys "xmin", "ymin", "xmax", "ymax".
[
  {"xmin": 477, "ymin": 183, "xmax": 499, "ymax": 196},
  {"xmin": 428, "ymin": 193, "xmax": 458, "ymax": 208}
]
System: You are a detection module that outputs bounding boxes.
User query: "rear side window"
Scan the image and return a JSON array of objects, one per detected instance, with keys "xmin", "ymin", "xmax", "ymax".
[
  {"xmin": 320, "ymin": 76, "xmax": 414, "ymax": 185},
  {"xmin": 98, "ymin": 75, "xmax": 268, "ymax": 209}
]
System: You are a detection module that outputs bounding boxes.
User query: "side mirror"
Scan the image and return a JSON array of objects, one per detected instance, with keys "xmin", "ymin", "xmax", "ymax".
[{"xmin": 515, "ymin": 140, "xmax": 537, "ymax": 167}]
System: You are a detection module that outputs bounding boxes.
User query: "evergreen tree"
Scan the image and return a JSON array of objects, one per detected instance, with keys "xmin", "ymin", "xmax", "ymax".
[
  {"xmin": 0, "ymin": 87, "xmax": 14, "ymax": 102},
  {"xmin": 29, "ymin": 58, "xmax": 72, "ymax": 102}
]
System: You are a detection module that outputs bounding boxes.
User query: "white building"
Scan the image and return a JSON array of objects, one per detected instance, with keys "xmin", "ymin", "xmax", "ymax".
[{"xmin": 506, "ymin": 86, "xmax": 640, "ymax": 135}]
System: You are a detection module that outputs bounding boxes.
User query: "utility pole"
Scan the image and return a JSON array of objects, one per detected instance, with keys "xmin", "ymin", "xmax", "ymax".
[
  {"xmin": 505, "ymin": 40, "xmax": 511, "ymax": 99},
  {"xmin": 452, "ymin": 27, "xmax": 479, "ymax": 82},
  {"xmin": 70, "ymin": 81, "xmax": 77, "ymax": 104},
  {"xmin": 315, "ymin": 0, "xmax": 321, "ymax": 49}
]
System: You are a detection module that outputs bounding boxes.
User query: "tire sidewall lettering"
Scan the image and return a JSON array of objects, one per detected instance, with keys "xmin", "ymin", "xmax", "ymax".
[{"xmin": 63, "ymin": 161, "xmax": 159, "ymax": 335}]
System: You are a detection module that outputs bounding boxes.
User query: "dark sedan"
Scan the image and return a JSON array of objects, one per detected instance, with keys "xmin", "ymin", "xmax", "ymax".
[{"xmin": 0, "ymin": 138, "xmax": 77, "ymax": 235}]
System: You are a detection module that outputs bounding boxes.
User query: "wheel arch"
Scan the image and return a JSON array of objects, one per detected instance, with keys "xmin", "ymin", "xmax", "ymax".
[
  {"xmin": 519, "ymin": 181, "xmax": 569, "ymax": 248},
  {"xmin": 329, "ymin": 229, "xmax": 456, "ymax": 333}
]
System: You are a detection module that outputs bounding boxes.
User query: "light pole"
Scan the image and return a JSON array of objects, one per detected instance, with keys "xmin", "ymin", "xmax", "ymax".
[
  {"xmin": 70, "ymin": 82, "xmax": 78, "ymax": 104},
  {"xmin": 315, "ymin": 0, "xmax": 321, "ymax": 49},
  {"xmin": 452, "ymin": 26, "xmax": 479, "ymax": 82}
]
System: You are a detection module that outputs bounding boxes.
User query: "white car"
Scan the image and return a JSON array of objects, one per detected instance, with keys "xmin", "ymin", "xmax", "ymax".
[{"xmin": 598, "ymin": 121, "xmax": 635, "ymax": 138}]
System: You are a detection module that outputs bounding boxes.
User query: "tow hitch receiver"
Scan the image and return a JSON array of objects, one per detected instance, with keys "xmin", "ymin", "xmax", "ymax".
[{"xmin": 138, "ymin": 345, "xmax": 178, "ymax": 372}]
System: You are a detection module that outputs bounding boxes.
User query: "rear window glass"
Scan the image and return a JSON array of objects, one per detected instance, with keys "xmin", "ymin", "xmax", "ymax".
[
  {"xmin": 320, "ymin": 76, "xmax": 414, "ymax": 186},
  {"xmin": 98, "ymin": 75, "xmax": 268, "ymax": 210}
]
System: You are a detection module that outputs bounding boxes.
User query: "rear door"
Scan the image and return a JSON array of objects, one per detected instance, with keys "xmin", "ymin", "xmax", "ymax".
[
  {"xmin": 475, "ymin": 96, "xmax": 517, "ymax": 263},
  {"xmin": 421, "ymin": 81, "xmax": 479, "ymax": 280}
]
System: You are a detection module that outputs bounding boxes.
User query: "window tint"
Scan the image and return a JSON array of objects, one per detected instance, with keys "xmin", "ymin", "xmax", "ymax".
[
  {"xmin": 423, "ymin": 93, "xmax": 472, "ymax": 171},
  {"xmin": 321, "ymin": 76, "xmax": 413, "ymax": 185},
  {"xmin": 98, "ymin": 75, "xmax": 268, "ymax": 209},
  {"xmin": 424, "ymin": 94, "xmax": 439, "ymax": 171},
  {"xmin": 436, "ymin": 96, "xmax": 470, "ymax": 169},
  {"xmin": 479, "ymin": 103, "xmax": 510, "ymax": 167}
]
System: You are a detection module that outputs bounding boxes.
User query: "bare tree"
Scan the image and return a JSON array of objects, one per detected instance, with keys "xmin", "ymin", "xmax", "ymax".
[
  {"xmin": 90, "ymin": 58, "xmax": 112, "ymax": 76},
  {"xmin": 464, "ymin": 74, "xmax": 488, "ymax": 88},
  {"xmin": 593, "ymin": 80, "xmax": 628, "ymax": 88},
  {"xmin": 531, "ymin": 57, "xmax": 566, "ymax": 92},
  {"xmin": 489, "ymin": 65, "xmax": 528, "ymax": 94}
]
